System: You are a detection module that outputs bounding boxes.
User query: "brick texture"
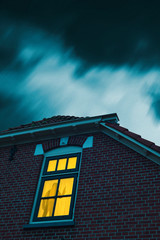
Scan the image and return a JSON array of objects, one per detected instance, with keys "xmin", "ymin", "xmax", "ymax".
[{"xmin": 0, "ymin": 132, "xmax": 160, "ymax": 240}]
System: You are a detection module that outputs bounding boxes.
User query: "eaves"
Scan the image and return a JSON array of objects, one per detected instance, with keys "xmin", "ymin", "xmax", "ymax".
[{"xmin": 0, "ymin": 114, "xmax": 118, "ymax": 147}]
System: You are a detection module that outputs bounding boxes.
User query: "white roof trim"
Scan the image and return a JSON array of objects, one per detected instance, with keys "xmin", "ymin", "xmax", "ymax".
[
  {"xmin": 0, "ymin": 118, "xmax": 100, "ymax": 139},
  {"xmin": 45, "ymin": 146, "xmax": 82, "ymax": 157},
  {"xmin": 0, "ymin": 114, "xmax": 118, "ymax": 141},
  {"xmin": 34, "ymin": 144, "xmax": 44, "ymax": 156},
  {"xmin": 83, "ymin": 136, "xmax": 93, "ymax": 148},
  {"xmin": 101, "ymin": 123, "xmax": 160, "ymax": 159}
]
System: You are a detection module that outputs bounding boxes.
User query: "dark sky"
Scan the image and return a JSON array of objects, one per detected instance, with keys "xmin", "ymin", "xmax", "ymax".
[
  {"xmin": 1, "ymin": 1, "xmax": 160, "ymax": 69},
  {"xmin": 0, "ymin": 0, "xmax": 160, "ymax": 143}
]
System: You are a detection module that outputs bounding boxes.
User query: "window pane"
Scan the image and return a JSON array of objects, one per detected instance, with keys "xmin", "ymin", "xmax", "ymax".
[
  {"xmin": 42, "ymin": 180, "xmax": 58, "ymax": 197},
  {"xmin": 37, "ymin": 199, "xmax": 55, "ymax": 218},
  {"xmin": 54, "ymin": 197, "xmax": 71, "ymax": 216},
  {"xmin": 58, "ymin": 178, "xmax": 74, "ymax": 196},
  {"xmin": 67, "ymin": 157, "xmax": 77, "ymax": 169},
  {"xmin": 47, "ymin": 160, "xmax": 57, "ymax": 172},
  {"xmin": 57, "ymin": 158, "xmax": 67, "ymax": 171}
]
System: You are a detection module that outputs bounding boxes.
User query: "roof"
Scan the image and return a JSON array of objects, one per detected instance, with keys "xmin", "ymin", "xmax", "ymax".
[
  {"xmin": 0, "ymin": 113, "xmax": 160, "ymax": 165},
  {"xmin": 0, "ymin": 113, "xmax": 118, "ymax": 135},
  {"xmin": 1, "ymin": 115, "xmax": 86, "ymax": 134},
  {"xmin": 0, "ymin": 113, "xmax": 118, "ymax": 143},
  {"xmin": 105, "ymin": 122, "xmax": 160, "ymax": 154}
]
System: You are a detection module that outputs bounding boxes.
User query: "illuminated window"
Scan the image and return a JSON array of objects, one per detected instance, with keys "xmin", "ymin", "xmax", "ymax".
[{"xmin": 31, "ymin": 151, "xmax": 81, "ymax": 225}]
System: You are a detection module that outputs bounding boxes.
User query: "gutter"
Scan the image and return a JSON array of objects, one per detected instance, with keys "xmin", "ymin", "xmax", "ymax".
[{"xmin": 0, "ymin": 113, "xmax": 118, "ymax": 146}]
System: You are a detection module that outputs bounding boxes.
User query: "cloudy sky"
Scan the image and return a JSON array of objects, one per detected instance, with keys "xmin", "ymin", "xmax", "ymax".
[{"xmin": 1, "ymin": 0, "xmax": 160, "ymax": 145}]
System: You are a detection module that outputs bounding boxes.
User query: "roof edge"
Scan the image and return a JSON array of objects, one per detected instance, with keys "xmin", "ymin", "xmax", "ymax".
[
  {"xmin": 101, "ymin": 123, "xmax": 160, "ymax": 165},
  {"xmin": 0, "ymin": 113, "xmax": 118, "ymax": 147}
]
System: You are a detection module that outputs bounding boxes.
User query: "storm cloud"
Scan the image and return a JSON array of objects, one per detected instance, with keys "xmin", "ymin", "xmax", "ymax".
[
  {"xmin": 1, "ymin": 0, "xmax": 160, "ymax": 72},
  {"xmin": 0, "ymin": 0, "xmax": 160, "ymax": 137}
]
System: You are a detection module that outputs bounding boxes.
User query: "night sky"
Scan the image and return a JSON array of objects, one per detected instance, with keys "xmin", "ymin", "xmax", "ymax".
[{"xmin": 1, "ymin": 0, "xmax": 160, "ymax": 144}]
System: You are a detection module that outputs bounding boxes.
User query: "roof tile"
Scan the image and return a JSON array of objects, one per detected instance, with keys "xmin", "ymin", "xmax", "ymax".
[
  {"xmin": 124, "ymin": 131, "xmax": 141, "ymax": 140},
  {"xmin": 150, "ymin": 145, "xmax": 160, "ymax": 153},
  {"xmin": 0, "ymin": 115, "xmax": 85, "ymax": 134},
  {"xmin": 105, "ymin": 122, "xmax": 160, "ymax": 154},
  {"xmin": 1, "ymin": 115, "xmax": 160, "ymax": 155},
  {"xmin": 107, "ymin": 122, "xmax": 128, "ymax": 132}
]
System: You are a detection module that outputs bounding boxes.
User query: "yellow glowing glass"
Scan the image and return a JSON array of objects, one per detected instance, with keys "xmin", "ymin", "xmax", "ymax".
[
  {"xmin": 57, "ymin": 158, "xmax": 67, "ymax": 171},
  {"xmin": 67, "ymin": 157, "xmax": 77, "ymax": 169},
  {"xmin": 54, "ymin": 197, "xmax": 71, "ymax": 216},
  {"xmin": 37, "ymin": 199, "xmax": 55, "ymax": 218},
  {"xmin": 47, "ymin": 160, "xmax": 57, "ymax": 172},
  {"xmin": 58, "ymin": 178, "xmax": 74, "ymax": 196},
  {"xmin": 42, "ymin": 180, "xmax": 58, "ymax": 197}
]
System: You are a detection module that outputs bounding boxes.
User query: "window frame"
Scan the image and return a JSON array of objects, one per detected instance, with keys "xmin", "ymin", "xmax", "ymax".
[
  {"xmin": 43, "ymin": 153, "xmax": 81, "ymax": 175},
  {"xmin": 29, "ymin": 147, "xmax": 82, "ymax": 227}
]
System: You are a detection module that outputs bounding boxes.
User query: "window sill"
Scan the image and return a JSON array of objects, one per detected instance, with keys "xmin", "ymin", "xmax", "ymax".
[{"xmin": 23, "ymin": 220, "xmax": 75, "ymax": 229}]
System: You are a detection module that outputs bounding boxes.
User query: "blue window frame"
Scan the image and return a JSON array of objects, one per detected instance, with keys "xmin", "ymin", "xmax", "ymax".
[{"xmin": 29, "ymin": 147, "xmax": 82, "ymax": 227}]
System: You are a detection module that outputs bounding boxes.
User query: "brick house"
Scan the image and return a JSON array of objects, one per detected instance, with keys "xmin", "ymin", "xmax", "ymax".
[{"xmin": 0, "ymin": 113, "xmax": 160, "ymax": 240}]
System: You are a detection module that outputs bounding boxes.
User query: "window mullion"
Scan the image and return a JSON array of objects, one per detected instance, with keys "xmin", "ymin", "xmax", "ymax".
[
  {"xmin": 56, "ymin": 194, "xmax": 72, "ymax": 198},
  {"xmin": 55, "ymin": 158, "xmax": 59, "ymax": 171},
  {"xmin": 51, "ymin": 177, "xmax": 60, "ymax": 217},
  {"xmin": 41, "ymin": 196, "xmax": 56, "ymax": 200},
  {"xmin": 65, "ymin": 157, "xmax": 69, "ymax": 170}
]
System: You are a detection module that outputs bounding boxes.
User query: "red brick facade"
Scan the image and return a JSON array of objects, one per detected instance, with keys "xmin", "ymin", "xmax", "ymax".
[{"xmin": 1, "ymin": 132, "xmax": 160, "ymax": 239}]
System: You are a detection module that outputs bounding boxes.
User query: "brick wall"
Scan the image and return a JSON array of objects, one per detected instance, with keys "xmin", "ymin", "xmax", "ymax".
[{"xmin": 0, "ymin": 132, "xmax": 159, "ymax": 239}]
